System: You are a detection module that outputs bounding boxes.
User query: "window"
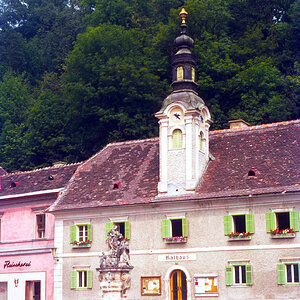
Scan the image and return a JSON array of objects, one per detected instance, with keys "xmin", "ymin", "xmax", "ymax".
[
  {"xmin": 172, "ymin": 129, "xmax": 183, "ymax": 149},
  {"xmin": 225, "ymin": 264, "xmax": 252, "ymax": 286},
  {"xmin": 162, "ymin": 218, "xmax": 188, "ymax": 242},
  {"xmin": 224, "ymin": 214, "xmax": 254, "ymax": 238},
  {"xmin": 25, "ymin": 281, "xmax": 40, "ymax": 300},
  {"xmin": 70, "ymin": 224, "xmax": 92, "ymax": 246},
  {"xmin": 71, "ymin": 270, "xmax": 92, "ymax": 289},
  {"xmin": 191, "ymin": 67, "xmax": 195, "ymax": 81},
  {"xmin": 36, "ymin": 214, "xmax": 45, "ymax": 239},
  {"xmin": 0, "ymin": 282, "xmax": 8, "ymax": 300},
  {"xmin": 106, "ymin": 221, "xmax": 130, "ymax": 240},
  {"xmin": 248, "ymin": 168, "xmax": 256, "ymax": 176},
  {"xmin": 277, "ymin": 263, "xmax": 300, "ymax": 285},
  {"xmin": 177, "ymin": 66, "xmax": 183, "ymax": 80},
  {"xmin": 266, "ymin": 211, "xmax": 299, "ymax": 234},
  {"xmin": 199, "ymin": 132, "xmax": 204, "ymax": 151}
]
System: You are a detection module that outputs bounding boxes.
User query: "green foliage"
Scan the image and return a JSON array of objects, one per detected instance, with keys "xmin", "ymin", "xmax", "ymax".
[
  {"xmin": 0, "ymin": 0, "xmax": 299, "ymax": 171},
  {"xmin": 62, "ymin": 24, "xmax": 167, "ymax": 161}
]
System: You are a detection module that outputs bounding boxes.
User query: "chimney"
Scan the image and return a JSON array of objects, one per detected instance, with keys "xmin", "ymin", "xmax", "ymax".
[{"xmin": 228, "ymin": 119, "xmax": 249, "ymax": 129}]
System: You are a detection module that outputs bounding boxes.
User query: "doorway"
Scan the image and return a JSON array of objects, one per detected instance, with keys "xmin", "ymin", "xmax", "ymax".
[{"xmin": 170, "ymin": 270, "xmax": 187, "ymax": 300}]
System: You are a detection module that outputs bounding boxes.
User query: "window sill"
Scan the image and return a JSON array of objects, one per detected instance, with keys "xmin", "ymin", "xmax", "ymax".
[
  {"xmin": 164, "ymin": 237, "xmax": 187, "ymax": 244},
  {"xmin": 72, "ymin": 244, "xmax": 92, "ymax": 248},
  {"xmin": 195, "ymin": 293, "xmax": 218, "ymax": 297},
  {"xmin": 228, "ymin": 236, "xmax": 251, "ymax": 241},
  {"xmin": 270, "ymin": 233, "xmax": 295, "ymax": 239}
]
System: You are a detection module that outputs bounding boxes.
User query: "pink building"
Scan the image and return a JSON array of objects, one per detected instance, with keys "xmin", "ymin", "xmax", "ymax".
[{"xmin": 0, "ymin": 163, "xmax": 79, "ymax": 300}]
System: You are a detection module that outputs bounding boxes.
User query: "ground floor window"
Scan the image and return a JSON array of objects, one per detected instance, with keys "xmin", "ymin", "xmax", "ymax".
[
  {"xmin": 0, "ymin": 282, "xmax": 7, "ymax": 300},
  {"xmin": 277, "ymin": 263, "xmax": 300, "ymax": 285},
  {"xmin": 225, "ymin": 264, "xmax": 253, "ymax": 286},
  {"xmin": 25, "ymin": 281, "xmax": 40, "ymax": 300},
  {"xmin": 71, "ymin": 270, "xmax": 93, "ymax": 289}
]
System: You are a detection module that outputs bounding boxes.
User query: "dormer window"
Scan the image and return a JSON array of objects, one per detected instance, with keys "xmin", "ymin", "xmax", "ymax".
[
  {"xmin": 10, "ymin": 181, "xmax": 19, "ymax": 188},
  {"xmin": 248, "ymin": 168, "xmax": 256, "ymax": 176},
  {"xmin": 113, "ymin": 182, "xmax": 120, "ymax": 190},
  {"xmin": 172, "ymin": 129, "xmax": 183, "ymax": 149},
  {"xmin": 177, "ymin": 66, "xmax": 184, "ymax": 80}
]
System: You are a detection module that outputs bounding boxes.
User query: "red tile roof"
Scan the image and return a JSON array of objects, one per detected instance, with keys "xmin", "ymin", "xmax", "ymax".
[
  {"xmin": 0, "ymin": 163, "xmax": 80, "ymax": 198},
  {"xmin": 50, "ymin": 120, "xmax": 300, "ymax": 211}
]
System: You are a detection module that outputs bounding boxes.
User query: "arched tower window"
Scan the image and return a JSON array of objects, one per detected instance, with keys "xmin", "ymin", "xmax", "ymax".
[
  {"xmin": 172, "ymin": 129, "xmax": 183, "ymax": 149},
  {"xmin": 199, "ymin": 132, "xmax": 205, "ymax": 151},
  {"xmin": 177, "ymin": 66, "xmax": 184, "ymax": 80},
  {"xmin": 192, "ymin": 67, "xmax": 195, "ymax": 81}
]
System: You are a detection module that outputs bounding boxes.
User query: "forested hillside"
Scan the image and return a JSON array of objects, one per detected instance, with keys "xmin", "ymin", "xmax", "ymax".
[{"xmin": 0, "ymin": 0, "xmax": 299, "ymax": 171}]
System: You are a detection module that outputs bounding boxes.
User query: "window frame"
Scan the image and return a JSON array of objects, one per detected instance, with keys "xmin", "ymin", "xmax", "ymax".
[
  {"xmin": 70, "ymin": 224, "xmax": 92, "ymax": 247},
  {"xmin": 224, "ymin": 214, "xmax": 254, "ymax": 239},
  {"xmin": 172, "ymin": 129, "xmax": 183, "ymax": 149},
  {"xmin": 277, "ymin": 263, "xmax": 300, "ymax": 285},
  {"xmin": 266, "ymin": 211, "xmax": 299, "ymax": 235},
  {"xmin": 106, "ymin": 221, "xmax": 130, "ymax": 240},
  {"xmin": 161, "ymin": 218, "xmax": 188, "ymax": 240},
  {"xmin": 71, "ymin": 270, "xmax": 92, "ymax": 289},
  {"xmin": 225, "ymin": 264, "xmax": 253, "ymax": 286},
  {"xmin": 36, "ymin": 213, "xmax": 46, "ymax": 239},
  {"xmin": 176, "ymin": 66, "xmax": 184, "ymax": 81}
]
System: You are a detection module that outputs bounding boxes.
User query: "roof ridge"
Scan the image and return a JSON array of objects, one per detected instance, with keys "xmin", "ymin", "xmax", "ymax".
[
  {"xmin": 210, "ymin": 119, "xmax": 300, "ymax": 135},
  {"xmin": 106, "ymin": 137, "xmax": 159, "ymax": 147},
  {"xmin": 5, "ymin": 162, "xmax": 82, "ymax": 177}
]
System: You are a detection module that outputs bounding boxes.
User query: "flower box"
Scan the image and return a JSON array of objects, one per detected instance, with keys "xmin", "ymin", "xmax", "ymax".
[
  {"xmin": 270, "ymin": 233, "xmax": 295, "ymax": 239},
  {"xmin": 228, "ymin": 235, "xmax": 251, "ymax": 241},
  {"xmin": 71, "ymin": 240, "xmax": 92, "ymax": 248},
  {"xmin": 72, "ymin": 243, "xmax": 92, "ymax": 248},
  {"xmin": 227, "ymin": 232, "xmax": 252, "ymax": 241},
  {"xmin": 270, "ymin": 228, "xmax": 296, "ymax": 239},
  {"xmin": 164, "ymin": 237, "xmax": 187, "ymax": 244}
]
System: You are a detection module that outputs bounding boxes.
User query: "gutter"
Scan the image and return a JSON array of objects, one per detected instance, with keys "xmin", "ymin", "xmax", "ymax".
[{"xmin": 0, "ymin": 188, "xmax": 64, "ymax": 200}]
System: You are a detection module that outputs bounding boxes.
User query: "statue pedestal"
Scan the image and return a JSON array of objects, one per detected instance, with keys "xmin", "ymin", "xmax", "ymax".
[{"xmin": 97, "ymin": 267, "xmax": 133, "ymax": 299}]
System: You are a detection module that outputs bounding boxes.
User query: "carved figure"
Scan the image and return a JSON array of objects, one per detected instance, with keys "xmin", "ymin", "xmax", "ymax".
[
  {"xmin": 118, "ymin": 240, "xmax": 130, "ymax": 267},
  {"xmin": 121, "ymin": 272, "xmax": 131, "ymax": 297},
  {"xmin": 100, "ymin": 225, "xmax": 132, "ymax": 269}
]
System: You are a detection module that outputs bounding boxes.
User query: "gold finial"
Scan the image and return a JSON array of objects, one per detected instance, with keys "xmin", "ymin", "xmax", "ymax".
[{"xmin": 179, "ymin": 8, "xmax": 188, "ymax": 24}]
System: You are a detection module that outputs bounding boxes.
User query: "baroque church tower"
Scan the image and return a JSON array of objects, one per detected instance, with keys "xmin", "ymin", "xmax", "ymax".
[{"xmin": 155, "ymin": 8, "xmax": 212, "ymax": 195}]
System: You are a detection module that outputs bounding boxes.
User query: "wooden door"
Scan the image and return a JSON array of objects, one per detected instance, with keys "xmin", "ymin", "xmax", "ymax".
[{"xmin": 170, "ymin": 270, "xmax": 187, "ymax": 300}]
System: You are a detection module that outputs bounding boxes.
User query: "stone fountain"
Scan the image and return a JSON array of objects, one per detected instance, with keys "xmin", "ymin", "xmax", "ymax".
[{"xmin": 96, "ymin": 225, "xmax": 133, "ymax": 299}]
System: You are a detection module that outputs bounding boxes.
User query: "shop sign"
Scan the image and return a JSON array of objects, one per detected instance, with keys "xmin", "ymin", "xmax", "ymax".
[
  {"xmin": 3, "ymin": 260, "xmax": 31, "ymax": 269},
  {"xmin": 158, "ymin": 253, "xmax": 196, "ymax": 261}
]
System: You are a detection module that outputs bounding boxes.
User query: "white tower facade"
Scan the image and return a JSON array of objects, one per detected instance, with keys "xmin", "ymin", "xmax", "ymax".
[{"xmin": 155, "ymin": 8, "xmax": 212, "ymax": 196}]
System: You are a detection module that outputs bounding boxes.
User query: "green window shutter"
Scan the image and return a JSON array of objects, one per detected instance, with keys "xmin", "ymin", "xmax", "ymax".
[
  {"xmin": 87, "ymin": 270, "xmax": 93, "ymax": 288},
  {"xmin": 70, "ymin": 225, "xmax": 76, "ymax": 243},
  {"xmin": 246, "ymin": 264, "xmax": 253, "ymax": 285},
  {"xmin": 224, "ymin": 215, "xmax": 232, "ymax": 235},
  {"xmin": 162, "ymin": 219, "xmax": 171, "ymax": 238},
  {"xmin": 172, "ymin": 129, "xmax": 183, "ymax": 149},
  {"xmin": 277, "ymin": 264, "xmax": 285, "ymax": 284},
  {"xmin": 87, "ymin": 224, "xmax": 92, "ymax": 241},
  {"xmin": 182, "ymin": 218, "xmax": 188, "ymax": 237},
  {"xmin": 105, "ymin": 222, "xmax": 114, "ymax": 240},
  {"xmin": 70, "ymin": 271, "xmax": 77, "ymax": 289},
  {"xmin": 289, "ymin": 211, "xmax": 299, "ymax": 231},
  {"xmin": 124, "ymin": 221, "xmax": 130, "ymax": 240},
  {"xmin": 225, "ymin": 265, "xmax": 233, "ymax": 286},
  {"xmin": 246, "ymin": 214, "xmax": 254, "ymax": 234},
  {"xmin": 266, "ymin": 212, "xmax": 275, "ymax": 232}
]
